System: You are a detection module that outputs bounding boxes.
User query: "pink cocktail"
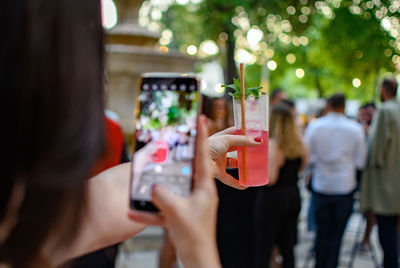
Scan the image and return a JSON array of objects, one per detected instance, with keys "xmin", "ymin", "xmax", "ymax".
[
  {"xmin": 233, "ymin": 94, "xmax": 269, "ymax": 186},
  {"xmin": 150, "ymin": 141, "xmax": 169, "ymax": 164},
  {"xmin": 235, "ymin": 129, "xmax": 269, "ymax": 186}
]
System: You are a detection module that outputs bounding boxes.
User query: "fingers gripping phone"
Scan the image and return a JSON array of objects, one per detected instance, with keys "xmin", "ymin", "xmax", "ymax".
[{"xmin": 130, "ymin": 73, "xmax": 200, "ymax": 212}]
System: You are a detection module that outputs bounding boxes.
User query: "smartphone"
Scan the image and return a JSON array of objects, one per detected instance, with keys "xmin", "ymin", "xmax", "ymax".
[{"xmin": 130, "ymin": 73, "xmax": 200, "ymax": 212}]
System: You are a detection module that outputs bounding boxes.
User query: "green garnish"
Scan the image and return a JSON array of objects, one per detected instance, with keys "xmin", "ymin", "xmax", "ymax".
[{"xmin": 222, "ymin": 78, "xmax": 263, "ymax": 100}]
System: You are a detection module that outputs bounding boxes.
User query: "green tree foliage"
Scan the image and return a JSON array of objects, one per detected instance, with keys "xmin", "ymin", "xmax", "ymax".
[{"xmin": 141, "ymin": 0, "xmax": 400, "ymax": 101}]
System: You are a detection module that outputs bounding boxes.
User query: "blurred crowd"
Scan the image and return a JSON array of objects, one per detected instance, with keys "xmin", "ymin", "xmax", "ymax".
[{"xmin": 199, "ymin": 78, "xmax": 400, "ymax": 268}]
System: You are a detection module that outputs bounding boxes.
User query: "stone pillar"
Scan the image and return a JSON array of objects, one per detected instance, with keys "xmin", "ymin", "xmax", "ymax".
[
  {"xmin": 115, "ymin": 0, "xmax": 141, "ymax": 23},
  {"xmin": 105, "ymin": 0, "xmax": 196, "ymax": 135}
]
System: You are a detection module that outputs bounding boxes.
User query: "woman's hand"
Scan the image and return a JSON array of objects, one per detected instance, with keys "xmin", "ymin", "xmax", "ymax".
[
  {"xmin": 208, "ymin": 127, "xmax": 261, "ymax": 189},
  {"xmin": 128, "ymin": 115, "xmax": 221, "ymax": 268}
]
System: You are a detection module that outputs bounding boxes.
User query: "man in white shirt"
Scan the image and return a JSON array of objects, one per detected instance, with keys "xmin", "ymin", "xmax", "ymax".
[{"xmin": 304, "ymin": 93, "xmax": 367, "ymax": 268}]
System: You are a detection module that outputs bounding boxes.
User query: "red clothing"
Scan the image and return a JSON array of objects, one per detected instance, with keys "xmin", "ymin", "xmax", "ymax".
[{"xmin": 91, "ymin": 117, "xmax": 124, "ymax": 175}]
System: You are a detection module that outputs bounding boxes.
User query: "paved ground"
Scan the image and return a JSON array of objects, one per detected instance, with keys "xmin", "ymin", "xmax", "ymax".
[{"xmin": 117, "ymin": 189, "xmax": 383, "ymax": 268}]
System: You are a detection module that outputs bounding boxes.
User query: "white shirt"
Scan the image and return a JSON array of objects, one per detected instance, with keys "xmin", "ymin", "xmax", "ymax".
[{"xmin": 304, "ymin": 112, "xmax": 367, "ymax": 195}]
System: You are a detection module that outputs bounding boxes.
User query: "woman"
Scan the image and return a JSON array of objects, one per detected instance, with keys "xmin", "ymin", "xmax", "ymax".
[
  {"xmin": 203, "ymin": 97, "xmax": 232, "ymax": 135},
  {"xmin": 258, "ymin": 104, "xmax": 308, "ymax": 268},
  {"xmin": 0, "ymin": 0, "xmax": 259, "ymax": 267}
]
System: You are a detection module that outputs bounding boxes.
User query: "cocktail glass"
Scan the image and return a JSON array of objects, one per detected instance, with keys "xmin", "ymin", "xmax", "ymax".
[{"xmin": 233, "ymin": 94, "xmax": 269, "ymax": 186}]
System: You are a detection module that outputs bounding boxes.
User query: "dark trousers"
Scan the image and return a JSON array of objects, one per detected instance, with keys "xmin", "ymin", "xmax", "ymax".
[
  {"xmin": 314, "ymin": 192, "xmax": 354, "ymax": 268},
  {"xmin": 376, "ymin": 215, "xmax": 399, "ymax": 268}
]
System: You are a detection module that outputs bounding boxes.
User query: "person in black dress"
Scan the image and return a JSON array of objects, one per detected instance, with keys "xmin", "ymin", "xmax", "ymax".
[{"xmin": 257, "ymin": 103, "xmax": 308, "ymax": 268}]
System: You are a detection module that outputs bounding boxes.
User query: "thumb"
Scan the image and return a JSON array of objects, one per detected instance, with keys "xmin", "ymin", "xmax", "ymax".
[
  {"xmin": 151, "ymin": 184, "xmax": 181, "ymax": 216},
  {"xmin": 216, "ymin": 172, "xmax": 248, "ymax": 190},
  {"xmin": 193, "ymin": 115, "xmax": 213, "ymax": 189}
]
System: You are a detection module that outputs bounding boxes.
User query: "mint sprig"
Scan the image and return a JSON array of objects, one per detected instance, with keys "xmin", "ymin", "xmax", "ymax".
[{"xmin": 222, "ymin": 78, "xmax": 263, "ymax": 100}]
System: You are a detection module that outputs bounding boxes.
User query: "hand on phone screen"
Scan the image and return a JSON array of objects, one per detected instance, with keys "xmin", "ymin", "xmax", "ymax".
[{"xmin": 133, "ymin": 142, "xmax": 157, "ymax": 179}]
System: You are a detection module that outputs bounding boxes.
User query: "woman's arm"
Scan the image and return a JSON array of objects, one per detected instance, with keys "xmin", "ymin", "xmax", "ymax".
[
  {"xmin": 268, "ymin": 139, "xmax": 285, "ymax": 186},
  {"xmin": 51, "ymin": 163, "xmax": 146, "ymax": 265},
  {"xmin": 300, "ymin": 144, "xmax": 309, "ymax": 172},
  {"xmin": 51, "ymin": 122, "xmax": 252, "ymax": 265}
]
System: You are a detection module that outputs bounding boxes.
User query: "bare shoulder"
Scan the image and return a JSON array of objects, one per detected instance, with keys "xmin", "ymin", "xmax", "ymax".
[
  {"xmin": 269, "ymin": 138, "xmax": 279, "ymax": 149},
  {"xmin": 269, "ymin": 138, "xmax": 285, "ymax": 162}
]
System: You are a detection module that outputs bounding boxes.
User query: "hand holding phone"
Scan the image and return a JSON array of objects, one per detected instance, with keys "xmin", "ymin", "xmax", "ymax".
[
  {"xmin": 128, "ymin": 115, "xmax": 222, "ymax": 268},
  {"xmin": 130, "ymin": 73, "xmax": 200, "ymax": 212}
]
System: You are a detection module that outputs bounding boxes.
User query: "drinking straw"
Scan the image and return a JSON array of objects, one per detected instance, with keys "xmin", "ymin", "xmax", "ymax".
[{"xmin": 239, "ymin": 63, "xmax": 247, "ymax": 183}]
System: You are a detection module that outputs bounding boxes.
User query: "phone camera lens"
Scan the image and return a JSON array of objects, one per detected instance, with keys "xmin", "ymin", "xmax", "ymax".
[{"xmin": 179, "ymin": 84, "xmax": 187, "ymax": 91}]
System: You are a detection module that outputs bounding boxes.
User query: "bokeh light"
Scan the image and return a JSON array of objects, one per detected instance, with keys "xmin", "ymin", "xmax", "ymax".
[
  {"xmin": 235, "ymin": 49, "xmax": 257, "ymax": 64},
  {"xmin": 199, "ymin": 40, "xmax": 219, "ymax": 56},
  {"xmin": 352, "ymin": 78, "xmax": 361, "ymax": 88},
  {"xmin": 176, "ymin": 0, "xmax": 189, "ymax": 5},
  {"xmin": 295, "ymin": 68, "xmax": 305, "ymax": 78},
  {"xmin": 381, "ymin": 18, "xmax": 391, "ymax": 31},
  {"xmin": 286, "ymin": 53, "xmax": 296, "ymax": 64},
  {"xmin": 267, "ymin": 60, "xmax": 277, "ymax": 71},
  {"xmin": 101, "ymin": 0, "xmax": 118, "ymax": 29},
  {"xmin": 187, "ymin": 45, "xmax": 198, "ymax": 55},
  {"xmin": 159, "ymin": 46, "xmax": 169, "ymax": 53},
  {"xmin": 287, "ymin": 6, "xmax": 296, "ymax": 15},
  {"xmin": 247, "ymin": 28, "xmax": 263, "ymax": 47},
  {"xmin": 160, "ymin": 29, "xmax": 173, "ymax": 45},
  {"xmin": 214, "ymin": 83, "xmax": 225, "ymax": 94},
  {"xmin": 264, "ymin": 48, "xmax": 274, "ymax": 58}
]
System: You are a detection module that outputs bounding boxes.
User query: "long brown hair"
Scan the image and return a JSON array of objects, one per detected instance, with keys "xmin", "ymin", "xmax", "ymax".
[
  {"xmin": 201, "ymin": 96, "xmax": 232, "ymax": 135},
  {"xmin": 270, "ymin": 104, "xmax": 304, "ymax": 159},
  {"xmin": 0, "ymin": 0, "xmax": 105, "ymax": 266}
]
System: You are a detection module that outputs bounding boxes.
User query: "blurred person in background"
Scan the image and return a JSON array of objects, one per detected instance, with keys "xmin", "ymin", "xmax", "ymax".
[
  {"xmin": 305, "ymin": 105, "xmax": 328, "ymax": 234},
  {"xmin": 361, "ymin": 78, "xmax": 400, "ymax": 268},
  {"xmin": 280, "ymin": 98, "xmax": 307, "ymax": 136},
  {"xmin": 304, "ymin": 93, "xmax": 367, "ymax": 268},
  {"xmin": 257, "ymin": 103, "xmax": 308, "ymax": 268},
  {"xmin": 202, "ymin": 96, "xmax": 232, "ymax": 135},
  {"xmin": 270, "ymin": 88, "xmax": 288, "ymax": 106},
  {"xmin": 281, "ymin": 99, "xmax": 296, "ymax": 117},
  {"xmin": 358, "ymin": 102, "xmax": 376, "ymax": 135},
  {"xmin": 0, "ymin": 1, "xmax": 261, "ymax": 267},
  {"xmin": 355, "ymin": 102, "xmax": 376, "ymax": 253}
]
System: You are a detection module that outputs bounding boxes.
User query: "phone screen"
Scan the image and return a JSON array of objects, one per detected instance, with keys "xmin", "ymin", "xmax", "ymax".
[{"xmin": 130, "ymin": 73, "xmax": 199, "ymax": 211}]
